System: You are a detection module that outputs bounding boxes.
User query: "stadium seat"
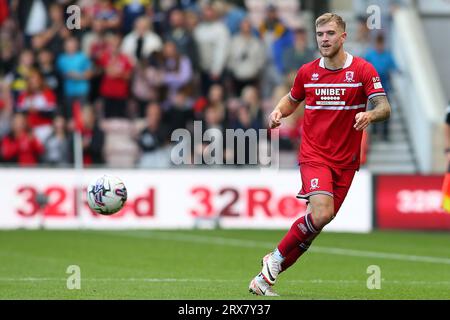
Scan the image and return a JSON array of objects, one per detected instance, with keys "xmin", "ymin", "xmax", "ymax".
[{"xmin": 102, "ymin": 119, "xmax": 139, "ymax": 168}]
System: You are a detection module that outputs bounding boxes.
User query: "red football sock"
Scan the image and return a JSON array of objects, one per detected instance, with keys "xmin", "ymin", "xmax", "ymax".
[
  {"xmin": 280, "ymin": 232, "xmax": 320, "ymax": 272},
  {"xmin": 280, "ymin": 246, "xmax": 306, "ymax": 272},
  {"xmin": 277, "ymin": 213, "xmax": 319, "ymax": 258}
]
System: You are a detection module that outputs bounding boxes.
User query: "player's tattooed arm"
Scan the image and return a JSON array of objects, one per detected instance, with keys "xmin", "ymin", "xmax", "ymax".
[
  {"xmin": 354, "ymin": 95, "xmax": 391, "ymax": 131},
  {"xmin": 269, "ymin": 94, "xmax": 304, "ymax": 129},
  {"xmin": 368, "ymin": 95, "xmax": 391, "ymax": 122}
]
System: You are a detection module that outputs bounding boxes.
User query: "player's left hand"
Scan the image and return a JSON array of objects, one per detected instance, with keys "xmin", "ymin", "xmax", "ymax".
[{"xmin": 354, "ymin": 112, "xmax": 373, "ymax": 131}]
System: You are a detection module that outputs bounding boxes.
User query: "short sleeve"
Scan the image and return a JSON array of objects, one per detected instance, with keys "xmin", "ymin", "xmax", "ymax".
[
  {"xmin": 289, "ymin": 66, "xmax": 306, "ymax": 102},
  {"xmin": 361, "ymin": 61, "xmax": 386, "ymax": 100}
]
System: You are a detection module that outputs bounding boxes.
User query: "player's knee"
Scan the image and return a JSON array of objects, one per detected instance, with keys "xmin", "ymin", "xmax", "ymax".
[{"xmin": 311, "ymin": 202, "xmax": 335, "ymax": 229}]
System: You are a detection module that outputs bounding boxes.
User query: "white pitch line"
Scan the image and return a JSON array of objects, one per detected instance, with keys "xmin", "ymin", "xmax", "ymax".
[
  {"xmin": 0, "ymin": 278, "xmax": 229, "ymax": 282},
  {"xmin": 0, "ymin": 277, "xmax": 449, "ymax": 286},
  {"xmin": 91, "ymin": 230, "xmax": 450, "ymax": 265}
]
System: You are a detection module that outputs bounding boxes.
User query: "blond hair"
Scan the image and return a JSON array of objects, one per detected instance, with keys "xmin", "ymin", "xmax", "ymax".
[{"xmin": 315, "ymin": 13, "xmax": 346, "ymax": 32}]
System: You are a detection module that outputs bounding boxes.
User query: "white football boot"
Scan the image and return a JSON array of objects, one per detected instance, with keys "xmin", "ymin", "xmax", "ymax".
[
  {"xmin": 248, "ymin": 273, "xmax": 279, "ymax": 296},
  {"xmin": 260, "ymin": 253, "xmax": 281, "ymax": 286}
]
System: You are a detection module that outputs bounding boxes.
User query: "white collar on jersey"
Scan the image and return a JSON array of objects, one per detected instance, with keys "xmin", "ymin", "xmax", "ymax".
[{"xmin": 319, "ymin": 52, "xmax": 353, "ymax": 70}]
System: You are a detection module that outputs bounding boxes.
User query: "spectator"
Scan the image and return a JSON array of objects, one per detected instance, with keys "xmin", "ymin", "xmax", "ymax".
[
  {"xmin": 234, "ymin": 104, "xmax": 254, "ymax": 131},
  {"xmin": 164, "ymin": 90, "xmax": 194, "ymax": 133},
  {"xmin": 136, "ymin": 102, "xmax": 170, "ymax": 168},
  {"xmin": 43, "ymin": 115, "xmax": 70, "ymax": 165},
  {"xmin": 214, "ymin": 0, "xmax": 247, "ymax": 36},
  {"xmin": 185, "ymin": 8, "xmax": 199, "ymax": 34},
  {"xmin": 130, "ymin": 50, "xmax": 165, "ymax": 118},
  {"xmin": 30, "ymin": 33, "xmax": 48, "ymax": 54},
  {"xmin": 240, "ymin": 86, "xmax": 264, "ymax": 130},
  {"xmin": 198, "ymin": 84, "xmax": 228, "ymax": 163},
  {"xmin": 0, "ymin": 80, "xmax": 12, "ymax": 138},
  {"xmin": 194, "ymin": 3, "xmax": 230, "ymax": 95},
  {"xmin": 204, "ymin": 101, "xmax": 225, "ymax": 131},
  {"xmin": 230, "ymin": 104, "xmax": 259, "ymax": 165},
  {"xmin": 364, "ymin": 33, "xmax": 397, "ymax": 141},
  {"xmin": 57, "ymin": 37, "xmax": 93, "ymax": 119},
  {"xmin": 161, "ymin": 41, "xmax": 193, "ymax": 105},
  {"xmin": 16, "ymin": 69, "xmax": 57, "ymax": 143},
  {"xmin": 165, "ymin": 9, "xmax": 199, "ymax": 72},
  {"xmin": 17, "ymin": 0, "xmax": 51, "ymax": 47},
  {"xmin": 236, "ymin": 86, "xmax": 266, "ymax": 164},
  {"xmin": 1, "ymin": 113, "xmax": 44, "ymax": 166},
  {"xmin": 227, "ymin": 19, "xmax": 265, "ymax": 96},
  {"xmin": 0, "ymin": 39, "xmax": 15, "ymax": 76},
  {"xmin": 86, "ymin": 0, "xmax": 121, "ymax": 33},
  {"xmin": 224, "ymin": 96, "xmax": 244, "ymax": 129},
  {"xmin": 364, "ymin": 33, "xmax": 397, "ymax": 95},
  {"xmin": 258, "ymin": 4, "xmax": 293, "ymax": 98},
  {"xmin": 278, "ymin": 112, "xmax": 303, "ymax": 152},
  {"xmin": 270, "ymin": 83, "xmax": 302, "ymax": 152},
  {"xmin": 69, "ymin": 106, "xmax": 104, "ymax": 166},
  {"xmin": 98, "ymin": 33, "xmax": 133, "ymax": 119},
  {"xmin": 0, "ymin": 0, "xmax": 360, "ymax": 170},
  {"xmin": 4, "ymin": 50, "xmax": 35, "ymax": 106},
  {"xmin": 81, "ymin": 19, "xmax": 110, "ymax": 103},
  {"xmin": 178, "ymin": 0, "xmax": 198, "ymax": 11},
  {"xmin": 82, "ymin": 19, "xmax": 108, "ymax": 61},
  {"xmin": 353, "ymin": 0, "xmax": 404, "ymax": 45},
  {"xmin": 281, "ymin": 25, "xmax": 316, "ymax": 75},
  {"xmin": 32, "ymin": 3, "xmax": 70, "ymax": 57},
  {"xmin": 205, "ymin": 84, "xmax": 227, "ymax": 124},
  {"xmin": 0, "ymin": 18, "xmax": 20, "ymax": 76},
  {"xmin": 353, "ymin": 15, "xmax": 371, "ymax": 57},
  {"xmin": 198, "ymin": 103, "xmax": 226, "ymax": 165},
  {"xmin": 121, "ymin": 16, "xmax": 163, "ymax": 64},
  {"xmin": 116, "ymin": 0, "xmax": 151, "ymax": 35},
  {"xmin": 37, "ymin": 49, "xmax": 61, "ymax": 104}
]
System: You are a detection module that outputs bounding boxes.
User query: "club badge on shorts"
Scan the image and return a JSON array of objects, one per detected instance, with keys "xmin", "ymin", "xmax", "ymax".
[{"xmin": 310, "ymin": 178, "xmax": 320, "ymax": 190}]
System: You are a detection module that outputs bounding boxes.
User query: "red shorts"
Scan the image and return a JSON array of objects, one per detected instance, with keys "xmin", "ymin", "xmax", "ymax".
[{"xmin": 297, "ymin": 162, "xmax": 356, "ymax": 215}]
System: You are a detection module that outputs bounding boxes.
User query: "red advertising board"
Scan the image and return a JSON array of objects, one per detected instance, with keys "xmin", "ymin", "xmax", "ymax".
[
  {"xmin": 0, "ymin": 169, "xmax": 373, "ymax": 231},
  {"xmin": 377, "ymin": 175, "xmax": 450, "ymax": 230}
]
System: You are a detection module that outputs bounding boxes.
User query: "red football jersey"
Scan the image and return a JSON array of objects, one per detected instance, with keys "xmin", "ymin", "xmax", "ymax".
[{"xmin": 289, "ymin": 53, "xmax": 385, "ymax": 169}]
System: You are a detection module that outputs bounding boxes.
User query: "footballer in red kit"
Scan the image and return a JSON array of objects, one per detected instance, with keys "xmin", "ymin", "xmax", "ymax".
[
  {"xmin": 293, "ymin": 54, "xmax": 385, "ymax": 215},
  {"xmin": 249, "ymin": 13, "xmax": 391, "ymax": 296}
]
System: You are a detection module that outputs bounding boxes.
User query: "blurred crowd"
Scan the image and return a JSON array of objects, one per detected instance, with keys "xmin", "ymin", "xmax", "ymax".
[{"xmin": 0, "ymin": 0, "xmax": 396, "ymax": 168}]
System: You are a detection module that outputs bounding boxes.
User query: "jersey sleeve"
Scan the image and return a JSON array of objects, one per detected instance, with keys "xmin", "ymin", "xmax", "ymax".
[
  {"xmin": 289, "ymin": 66, "xmax": 306, "ymax": 102},
  {"xmin": 361, "ymin": 61, "xmax": 386, "ymax": 100}
]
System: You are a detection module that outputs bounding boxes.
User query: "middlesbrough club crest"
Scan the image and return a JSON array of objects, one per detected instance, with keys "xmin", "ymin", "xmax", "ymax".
[
  {"xmin": 344, "ymin": 71, "xmax": 354, "ymax": 83},
  {"xmin": 310, "ymin": 178, "xmax": 320, "ymax": 190}
]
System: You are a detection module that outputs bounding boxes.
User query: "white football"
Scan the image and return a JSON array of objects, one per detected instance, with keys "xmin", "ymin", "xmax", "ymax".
[{"xmin": 87, "ymin": 175, "xmax": 127, "ymax": 215}]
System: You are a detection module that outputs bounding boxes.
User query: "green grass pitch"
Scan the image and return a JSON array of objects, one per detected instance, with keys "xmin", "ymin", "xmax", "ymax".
[{"xmin": 0, "ymin": 229, "xmax": 449, "ymax": 299}]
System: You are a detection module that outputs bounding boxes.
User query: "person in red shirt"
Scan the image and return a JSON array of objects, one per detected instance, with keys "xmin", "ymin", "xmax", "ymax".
[
  {"xmin": 16, "ymin": 69, "xmax": 57, "ymax": 143},
  {"xmin": 1, "ymin": 113, "xmax": 44, "ymax": 166},
  {"xmin": 98, "ymin": 33, "xmax": 133, "ymax": 119},
  {"xmin": 249, "ymin": 13, "xmax": 392, "ymax": 296}
]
